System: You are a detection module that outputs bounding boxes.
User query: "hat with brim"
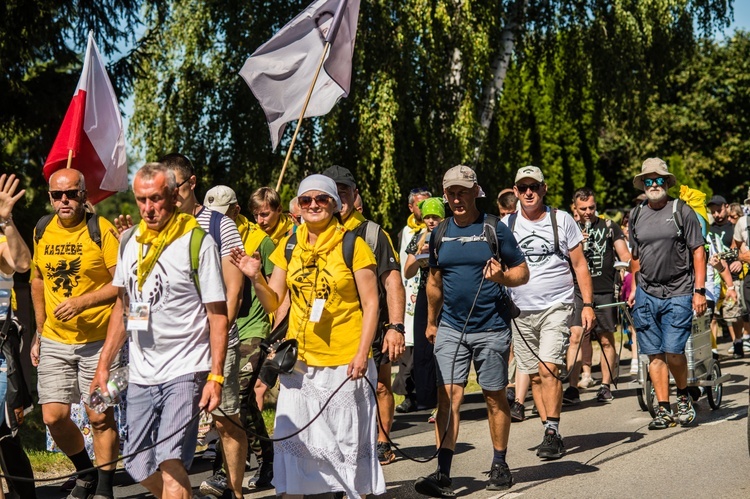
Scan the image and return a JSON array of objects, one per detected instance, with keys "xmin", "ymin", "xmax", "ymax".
[
  {"xmin": 204, "ymin": 185, "xmax": 237, "ymax": 215},
  {"xmin": 633, "ymin": 157, "xmax": 676, "ymax": 191}
]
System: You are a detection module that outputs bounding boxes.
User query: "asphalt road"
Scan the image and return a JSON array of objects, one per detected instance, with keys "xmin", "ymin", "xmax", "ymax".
[{"xmin": 35, "ymin": 356, "xmax": 750, "ymax": 498}]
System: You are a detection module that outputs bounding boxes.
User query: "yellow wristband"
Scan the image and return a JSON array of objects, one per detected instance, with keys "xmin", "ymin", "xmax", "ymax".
[{"xmin": 207, "ymin": 373, "xmax": 225, "ymax": 385}]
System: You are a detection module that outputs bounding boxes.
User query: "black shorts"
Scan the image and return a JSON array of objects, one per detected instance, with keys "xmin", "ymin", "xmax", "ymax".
[
  {"xmin": 372, "ymin": 326, "xmax": 390, "ymax": 366},
  {"xmin": 572, "ymin": 292, "xmax": 618, "ymax": 333}
]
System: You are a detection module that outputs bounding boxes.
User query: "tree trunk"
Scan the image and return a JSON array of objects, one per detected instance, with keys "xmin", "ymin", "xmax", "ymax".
[{"xmin": 473, "ymin": 0, "xmax": 525, "ymax": 163}]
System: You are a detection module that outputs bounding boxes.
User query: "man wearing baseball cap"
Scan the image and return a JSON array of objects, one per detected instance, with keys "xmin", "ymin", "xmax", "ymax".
[
  {"xmin": 505, "ymin": 166, "xmax": 595, "ymax": 460},
  {"xmin": 628, "ymin": 157, "xmax": 707, "ymax": 430},
  {"xmin": 414, "ymin": 165, "xmax": 528, "ymax": 495}
]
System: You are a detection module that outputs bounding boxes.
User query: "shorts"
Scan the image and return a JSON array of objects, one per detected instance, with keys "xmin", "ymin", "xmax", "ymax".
[
  {"xmin": 372, "ymin": 326, "xmax": 390, "ymax": 366},
  {"xmin": 434, "ymin": 324, "xmax": 511, "ymax": 391},
  {"xmin": 632, "ymin": 287, "xmax": 693, "ymax": 355},
  {"xmin": 124, "ymin": 372, "xmax": 205, "ymax": 482},
  {"xmin": 239, "ymin": 337, "xmax": 279, "ymax": 389},
  {"xmin": 572, "ymin": 292, "xmax": 617, "ymax": 333},
  {"xmin": 37, "ymin": 337, "xmax": 112, "ymax": 406},
  {"xmin": 211, "ymin": 343, "xmax": 240, "ymax": 417},
  {"xmin": 512, "ymin": 302, "xmax": 573, "ymax": 374}
]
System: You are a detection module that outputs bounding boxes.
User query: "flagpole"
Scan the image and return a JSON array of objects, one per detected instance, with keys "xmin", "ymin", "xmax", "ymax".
[
  {"xmin": 275, "ymin": 42, "xmax": 332, "ymax": 192},
  {"xmin": 66, "ymin": 150, "xmax": 73, "ymax": 169}
]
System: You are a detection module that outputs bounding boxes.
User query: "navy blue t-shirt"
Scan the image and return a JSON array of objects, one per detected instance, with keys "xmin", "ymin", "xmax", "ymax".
[{"xmin": 429, "ymin": 213, "xmax": 525, "ymax": 332}]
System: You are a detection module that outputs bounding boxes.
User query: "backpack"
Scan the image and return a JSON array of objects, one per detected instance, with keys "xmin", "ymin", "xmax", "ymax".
[
  {"xmin": 34, "ymin": 212, "xmax": 102, "ymax": 248},
  {"xmin": 119, "ymin": 226, "xmax": 206, "ymax": 297},
  {"xmin": 284, "ymin": 230, "xmax": 360, "ymax": 271},
  {"xmin": 507, "ymin": 207, "xmax": 569, "ymax": 262},
  {"xmin": 431, "ymin": 213, "xmax": 520, "ymax": 318}
]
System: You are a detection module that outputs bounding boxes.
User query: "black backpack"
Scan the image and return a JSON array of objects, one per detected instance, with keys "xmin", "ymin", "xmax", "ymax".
[{"xmin": 34, "ymin": 212, "xmax": 102, "ymax": 248}]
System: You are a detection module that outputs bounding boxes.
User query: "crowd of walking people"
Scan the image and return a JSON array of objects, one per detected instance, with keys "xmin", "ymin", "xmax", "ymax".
[{"xmin": 1, "ymin": 155, "xmax": 750, "ymax": 498}]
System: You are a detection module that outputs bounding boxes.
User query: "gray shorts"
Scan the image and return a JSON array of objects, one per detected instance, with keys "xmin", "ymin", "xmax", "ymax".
[
  {"xmin": 434, "ymin": 324, "xmax": 511, "ymax": 392},
  {"xmin": 37, "ymin": 337, "xmax": 110, "ymax": 406},
  {"xmin": 124, "ymin": 372, "xmax": 205, "ymax": 482},
  {"xmin": 212, "ymin": 343, "xmax": 240, "ymax": 417},
  {"xmin": 512, "ymin": 302, "xmax": 573, "ymax": 374}
]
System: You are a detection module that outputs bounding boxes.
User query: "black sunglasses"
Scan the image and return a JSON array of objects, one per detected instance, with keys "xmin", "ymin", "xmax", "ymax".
[
  {"xmin": 516, "ymin": 183, "xmax": 542, "ymax": 193},
  {"xmin": 298, "ymin": 194, "xmax": 332, "ymax": 209},
  {"xmin": 49, "ymin": 189, "xmax": 82, "ymax": 200}
]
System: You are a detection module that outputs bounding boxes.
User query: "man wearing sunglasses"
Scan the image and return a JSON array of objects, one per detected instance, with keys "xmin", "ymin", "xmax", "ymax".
[
  {"xmin": 321, "ymin": 164, "xmax": 406, "ymax": 467},
  {"xmin": 30, "ymin": 168, "xmax": 121, "ymax": 499},
  {"xmin": 505, "ymin": 166, "xmax": 595, "ymax": 461},
  {"xmin": 627, "ymin": 157, "xmax": 707, "ymax": 430}
]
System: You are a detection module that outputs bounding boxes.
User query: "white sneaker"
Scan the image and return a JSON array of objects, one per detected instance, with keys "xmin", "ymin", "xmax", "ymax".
[
  {"xmin": 578, "ymin": 375, "xmax": 595, "ymax": 389},
  {"xmin": 629, "ymin": 364, "xmax": 639, "ymax": 375}
]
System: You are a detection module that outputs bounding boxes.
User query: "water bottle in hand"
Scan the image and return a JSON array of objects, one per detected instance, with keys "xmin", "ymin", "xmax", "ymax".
[{"xmin": 90, "ymin": 366, "xmax": 129, "ymax": 413}]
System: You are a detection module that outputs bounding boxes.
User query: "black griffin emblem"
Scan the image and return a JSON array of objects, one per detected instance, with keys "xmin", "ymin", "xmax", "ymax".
[{"xmin": 46, "ymin": 257, "xmax": 81, "ymax": 297}]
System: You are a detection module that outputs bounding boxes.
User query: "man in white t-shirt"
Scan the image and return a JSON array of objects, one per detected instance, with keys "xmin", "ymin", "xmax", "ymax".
[
  {"xmin": 504, "ymin": 166, "xmax": 595, "ymax": 460},
  {"xmin": 92, "ymin": 163, "xmax": 228, "ymax": 499}
]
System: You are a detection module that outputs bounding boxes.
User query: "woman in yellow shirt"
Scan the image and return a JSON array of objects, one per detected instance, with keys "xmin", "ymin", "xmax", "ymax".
[{"xmin": 230, "ymin": 174, "xmax": 384, "ymax": 498}]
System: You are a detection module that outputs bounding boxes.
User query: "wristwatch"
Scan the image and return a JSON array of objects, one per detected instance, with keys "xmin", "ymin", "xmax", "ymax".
[
  {"xmin": 385, "ymin": 323, "xmax": 406, "ymax": 334},
  {"xmin": 207, "ymin": 373, "xmax": 225, "ymax": 385},
  {"xmin": 694, "ymin": 288, "xmax": 706, "ymax": 296},
  {"xmin": 582, "ymin": 302, "xmax": 595, "ymax": 309}
]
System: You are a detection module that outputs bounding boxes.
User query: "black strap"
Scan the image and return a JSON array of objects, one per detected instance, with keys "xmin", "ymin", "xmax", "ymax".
[
  {"xmin": 284, "ymin": 231, "xmax": 357, "ymax": 272},
  {"xmin": 34, "ymin": 212, "xmax": 101, "ymax": 248}
]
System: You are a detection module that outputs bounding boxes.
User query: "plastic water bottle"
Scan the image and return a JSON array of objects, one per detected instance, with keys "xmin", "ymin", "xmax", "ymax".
[{"xmin": 90, "ymin": 366, "xmax": 129, "ymax": 413}]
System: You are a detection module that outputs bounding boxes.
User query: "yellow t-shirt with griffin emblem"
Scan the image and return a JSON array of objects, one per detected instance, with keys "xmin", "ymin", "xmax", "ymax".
[{"xmin": 33, "ymin": 215, "xmax": 119, "ymax": 344}]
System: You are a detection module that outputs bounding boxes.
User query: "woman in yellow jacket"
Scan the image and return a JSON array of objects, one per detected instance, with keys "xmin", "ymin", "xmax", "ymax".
[{"xmin": 230, "ymin": 174, "xmax": 384, "ymax": 498}]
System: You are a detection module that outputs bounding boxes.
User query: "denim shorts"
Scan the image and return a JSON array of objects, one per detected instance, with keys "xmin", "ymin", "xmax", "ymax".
[
  {"xmin": 434, "ymin": 324, "xmax": 510, "ymax": 392},
  {"xmin": 632, "ymin": 287, "xmax": 693, "ymax": 355}
]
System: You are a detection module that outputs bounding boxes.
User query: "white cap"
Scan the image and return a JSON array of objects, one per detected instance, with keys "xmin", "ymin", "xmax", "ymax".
[{"xmin": 204, "ymin": 185, "xmax": 238, "ymax": 214}]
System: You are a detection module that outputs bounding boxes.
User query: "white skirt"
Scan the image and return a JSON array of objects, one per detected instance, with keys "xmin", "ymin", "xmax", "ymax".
[{"xmin": 273, "ymin": 358, "xmax": 386, "ymax": 497}]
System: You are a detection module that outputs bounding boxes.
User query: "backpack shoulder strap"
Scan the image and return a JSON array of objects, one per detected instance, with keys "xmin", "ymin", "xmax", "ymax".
[
  {"xmin": 342, "ymin": 230, "xmax": 358, "ymax": 271},
  {"xmin": 284, "ymin": 232, "xmax": 298, "ymax": 264},
  {"xmin": 431, "ymin": 218, "xmax": 451, "ymax": 264},
  {"xmin": 482, "ymin": 213, "xmax": 500, "ymax": 258},
  {"xmin": 189, "ymin": 227, "xmax": 206, "ymax": 297},
  {"xmin": 672, "ymin": 198, "xmax": 685, "ymax": 238},
  {"xmin": 549, "ymin": 207, "xmax": 561, "ymax": 258},
  {"xmin": 207, "ymin": 209, "xmax": 224, "ymax": 253},
  {"xmin": 33, "ymin": 214, "xmax": 55, "ymax": 245},
  {"xmin": 509, "ymin": 212, "xmax": 518, "ymax": 232},
  {"xmin": 119, "ymin": 226, "xmax": 137, "ymax": 260},
  {"xmin": 364, "ymin": 220, "xmax": 380, "ymax": 254},
  {"xmin": 86, "ymin": 212, "xmax": 102, "ymax": 248}
]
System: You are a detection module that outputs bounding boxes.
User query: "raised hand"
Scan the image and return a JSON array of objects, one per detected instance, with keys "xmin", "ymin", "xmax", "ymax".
[
  {"xmin": 0, "ymin": 174, "xmax": 25, "ymax": 220},
  {"xmin": 229, "ymin": 246, "xmax": 262, "ymax": 280}
]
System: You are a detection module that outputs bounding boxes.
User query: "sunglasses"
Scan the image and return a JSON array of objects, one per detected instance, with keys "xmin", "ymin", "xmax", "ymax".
[
  {"xmin": 298, "ymin": 194, "xmax": 332, "ymax": 209},
  {"xmin": 176, "ymin": 178, "xmax": 190, "ymax": 188},
  {"xmin": 49, "ymin": 189, "xmax": 82, "ymax": 200},
  {"xmin": 516, "ymin": 183, "xmax": 542, "ymax": 193},
  {"xmin": 643, "ymin": 177, "xmax": 666, "ymax": 188}
]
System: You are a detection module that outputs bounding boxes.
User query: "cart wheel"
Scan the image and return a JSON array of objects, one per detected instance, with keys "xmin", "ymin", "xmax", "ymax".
[
  {"xmin": 644, "ymin": 374, "xmax": 657, "ymax": 418},
  {"xmin": 636, "ymin": 383, "xmax": 649, "ymax": 412},
  {"xmin": 706, "ymin": 359, "xmax": 723, "ymax": 410}
]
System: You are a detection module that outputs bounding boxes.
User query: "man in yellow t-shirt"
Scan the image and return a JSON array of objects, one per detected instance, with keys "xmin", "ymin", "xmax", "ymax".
[{"xmin": 30, "ymin": 168, "xmax": 120, "ymax": 499}]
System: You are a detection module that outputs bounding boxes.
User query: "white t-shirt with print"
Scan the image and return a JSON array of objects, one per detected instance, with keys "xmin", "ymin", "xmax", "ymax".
[
  {"xmin": 113, "ymin": 228, "xmax": 226, "ymax": 385},
  {"xmin": 504, "ymin": 207, "xmax": 583, "ymax": 310}
]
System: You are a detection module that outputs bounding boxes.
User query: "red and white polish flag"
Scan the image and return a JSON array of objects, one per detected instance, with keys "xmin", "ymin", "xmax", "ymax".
[{"xmin": 43, "ymin": 32, "xmax": 128, "ymax": 204}]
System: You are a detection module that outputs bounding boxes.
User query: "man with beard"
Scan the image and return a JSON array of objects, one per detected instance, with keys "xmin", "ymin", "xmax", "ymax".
[{"xmin": 627, "ymin": 158, "xmax": 707, "ymax": 430}]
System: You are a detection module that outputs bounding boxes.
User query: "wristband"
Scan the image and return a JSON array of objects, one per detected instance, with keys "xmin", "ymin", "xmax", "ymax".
[
  {"xmin": 694, "ymin": 288, "xmax": 706, "ymax": 296},
  {"xmin": 385, "ymin": 323, "xmax": 406, "ymax": 334},
  {"xmin": 207, "ymin": 373, "xmax": 225, "ymax": 385},
  {"xmin": 0, "ymin": 214, "xmax": 12, "ymax": 228},
  {"xmin": 582, "ymin": 303, "xmax": 595, "ymax": 309}
]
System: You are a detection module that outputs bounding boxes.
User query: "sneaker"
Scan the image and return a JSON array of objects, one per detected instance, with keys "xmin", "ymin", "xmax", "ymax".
[
  {"xmin": 648, "ymin": 406, "xmax": 676, "ymax": 430},
  {"xmin": 414, "ymin": 470, "xmax": 455, "ymax": 497},
  {"xmin": 199, "ymin": 470, "xmax": 227, "ymax": 497},
  {"xmin": 578, "ymin": 375, "xmax": 595, "ymax": 389},
  {"xmin": 396, "ymin": 397, "xmax": 418, "ymax": 413},
  {"xmin": 428, "ymin": 408, "xmax": 437, "ymax": 424},
  {"xmin": 676, "ymin": 394, "xmax": 696, "ymax": 426},
  {"xmin": 377, "ymin": 441, "xmax": 396, "ymax": 465},
  {"xmin": 510, "ymin": 401, "xmax": 525, "ymax": 422},
  {"xmin": 485, "ymin": 462, "xmax": 513, "ymax": 491},
  {"xmin": 629, "ymin": 362, "xmax": 639, "ymax": 375},
  {"xmin": 60, "ymin": 475, "xmax": 77, "ymax": 492},
  {"xmin": 562, "ymin": 386, "xmax": 580, "ymax": 406},
  {"xmin": 506, "ymin": 387, "xmax": 516, "ymax": 405},
  {"xmin": 247, "ymin": 459, "xmax": 273, "ymax": 489},
  {"xmin": 596, "ymin": 385, "xmax": 613, "ymax": 403},
  {"xmin": 536, "ymin": 429, "xmax": 565, "ymax": 459},
  {"xmin": 67, "ymin": 478, "xmax": 97, "ymax": 499}
]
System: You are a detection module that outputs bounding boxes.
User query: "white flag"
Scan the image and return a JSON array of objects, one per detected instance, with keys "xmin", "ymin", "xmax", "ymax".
[{"xmin": 240, "ymin": 0, "xmax": 361, "ymax": 150}]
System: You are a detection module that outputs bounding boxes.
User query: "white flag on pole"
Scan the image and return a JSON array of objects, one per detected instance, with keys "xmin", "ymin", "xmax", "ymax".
[{"xmin": 240, "ymin": 0, "xmax": 361, "ymax": 150}]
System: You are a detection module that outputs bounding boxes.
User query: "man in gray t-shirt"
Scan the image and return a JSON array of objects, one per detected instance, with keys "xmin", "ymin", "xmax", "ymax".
[{"xmin": 627, "ymin": 158, "xmax": 707, "ymax": 431}]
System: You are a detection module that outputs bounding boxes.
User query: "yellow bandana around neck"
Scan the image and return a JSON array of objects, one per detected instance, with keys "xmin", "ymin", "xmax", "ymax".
[
  {"xmin": 268, "ymin": 213, "xmax": 294, "ymax": 245},
  {"xmin": 342, "ymin": 210, "xmax": 367, "ymax": 231},
  {"xmin": 407, "ymin": 213, "xmax": 426, "ymax": 231},
  {"xmin": 294, "ymin": 219, "xmax": 346, "ymax": 267},
  {"xmin": 236, "ymin": 213, "xmax": 268, "ymax": 254},
  {"xmin": 135, "ymin": 212, "xmax": 200, "ymax": 291}
]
